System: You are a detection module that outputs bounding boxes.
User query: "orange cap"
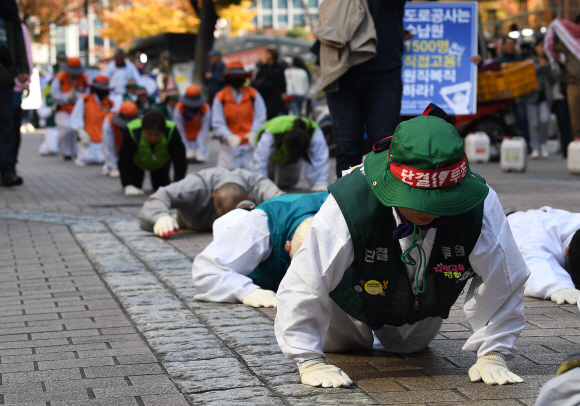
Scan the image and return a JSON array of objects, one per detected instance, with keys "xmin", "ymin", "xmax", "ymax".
[
  {"xmin": 120, "ymin": 101, "xmax": 138, "ymax": 117},
  {"xmin": 185, "ymin": 85, "xmax": 201, "ymax": 97},
  {"xmin": 92, "ymin": 75, "xmax": 109, "ymax": 86},
  {"xmin": 67, "ymin": 57, "xmax": 82, "ymax": 68},
  {"xmin": 225, "ymin": 60, "xmax": 244, "ymax": 71}
]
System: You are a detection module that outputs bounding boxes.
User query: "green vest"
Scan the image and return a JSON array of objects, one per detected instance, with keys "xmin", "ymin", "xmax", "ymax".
[
  {"xmin": 127, "ymin": 119, "xmax": 175, "ymax": 172},
  {"xmin": 247, "ymin": 192, "xmax": 329, "ymax": 292},
  {"xmin": 257, "ymin": 116, "xmax": 318, "ymax": 164},
  {"xmin": 328, "ymin": 166, "xmax": 485, "ymax": 331}
]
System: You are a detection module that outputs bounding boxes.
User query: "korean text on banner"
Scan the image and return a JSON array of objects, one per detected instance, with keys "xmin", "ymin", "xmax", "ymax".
[{"xmin": 401, "ymin": 2, "xmax": 478, "ymax": 116}]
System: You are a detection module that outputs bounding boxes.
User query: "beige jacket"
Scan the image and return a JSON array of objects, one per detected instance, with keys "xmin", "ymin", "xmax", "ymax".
[{"xmin": 314, "ymin": 0, "xmax": 377, "ymax": 92}]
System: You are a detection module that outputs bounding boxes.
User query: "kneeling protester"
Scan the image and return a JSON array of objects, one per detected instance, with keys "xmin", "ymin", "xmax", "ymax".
[
  {"xmin": 274, "ymin": 104, "xmax": 530, "ymax": 388},
  {"xmin": 191, "ymin": 192, "xmax": 329, "ymax": 307}
]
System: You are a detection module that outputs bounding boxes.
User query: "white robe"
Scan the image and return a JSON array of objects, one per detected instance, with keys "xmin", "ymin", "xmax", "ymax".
[
  {"xmin": 274, "ymin": 185, "xmax": 530, "ymax": 364},
  {"xmin": 252, "ymin": 127, "xmax": 329, "ymax": 188},
  {"xmin": 507, "ymin": 206, "xmax": 579, "ymax": 299},
  {"xmin": 192, "ymin": 208, "xmax": 271, "ymax": 303}
]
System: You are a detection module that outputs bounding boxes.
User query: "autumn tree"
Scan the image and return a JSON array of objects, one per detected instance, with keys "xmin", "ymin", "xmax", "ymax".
[{"xmin": 100, "ymin": 0, "xmax": 200, "ymax": 47}]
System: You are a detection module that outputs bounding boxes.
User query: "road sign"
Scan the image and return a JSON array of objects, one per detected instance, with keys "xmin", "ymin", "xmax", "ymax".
[{"xmin": 79, "ymin": 16, "xmax": 89, "ymax": 38}]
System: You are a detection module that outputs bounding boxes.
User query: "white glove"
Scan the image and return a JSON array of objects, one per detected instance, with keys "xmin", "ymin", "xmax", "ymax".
[
  {"xmin": 108, "ymin": 168, "xmax": 120, "ymax": 178},
  {"xmin": 124, "ymin": 185, "xmax": 144, "ymax": 196},
  {"xmin": 245, "ymin": 131, "xmax": 258, "ymax": 148},
  {"xmin": 77, "ymin": 129, "xmax": 90, "ymax": 146},
  {"xmin": 551, "ymin": 288, "xmax": 580, "ymax": 305},
  {"xmin": 153, "ymin": 216, "xmax": 179, "ymax": 238},
  {"xmin": 195, "ymin": 152, "xmax": 206, "ymax": 163},
  {"xmin": 186, "ymin": 149, "xmax": 195, "ymax": 159},
  {"xmin": 468, "ymin": 352, "xmax": 524, "ymax": 385},
  {"xmin": 310, "ymin": 184, "xmax": 327, "ymax": 193},
  {"xmin": 226, "ymin": 134, "xmax": 241, "ymax": 148},
  {"xmin": 67, "ymin": 90, "xmax": 77, "ymax": 103},
  {"xmin": 242, "ymin": 289, "xmax": 277, "ymax": 308},
  {"xmin": 299, "ymin": 359, "xmax": 353, "ymax": 388}
]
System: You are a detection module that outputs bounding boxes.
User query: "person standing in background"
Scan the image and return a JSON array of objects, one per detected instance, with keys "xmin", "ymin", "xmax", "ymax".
[
  {"xmin": 315, "ymin": 0, "xmax": 406, "ymax": 178},
  {"xmin": 0, "ymin": 0, "xmax": 29, "ymax": 187},
  {"xmin": 251, "ymin": 48, "xmax": 286, "ymax": 120},
  {"xmin": 284, "ymin": 57, "xmax": 310, "ymax": 116},
  {"xmin": 103, "ymin": 48, "xmax": 141, "ymax": 109},
  {"xmin": 173, "ymin": 85, "xmax": 211, "ymax": 163},
  {"xmin": 203, "ymin": 50, "xmax": 225, "ymax": 105},
  {"xmin": 11, "ymin": 22, "xmax": 32, "ymax": 179},
  {"xmin": 525, "ymin": 38, "xmax": 557, "ymax": 159}
]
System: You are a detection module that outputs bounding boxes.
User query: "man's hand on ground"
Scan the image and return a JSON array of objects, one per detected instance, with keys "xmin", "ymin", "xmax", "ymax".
[
  {"xmin": 299, "ymin": 359, "xmax": 353, "ymax": 388},
  {"xmin": 468, "ymin": 352, "xmax": 524, "ymax": 385},
  {"xmin": 124, "ymin": 185, "xmax": 144, "ymax": 196},
  {"xmin": 242, "ymin": 289, "xmax": 277, "ymax": 307},
  {"xmin": 153, "ymin": 216, "xmax": 179, "ymax": 238},
  {"xmin": 551, "ymin": 288, "xmax": 580, "ymax": 305}
]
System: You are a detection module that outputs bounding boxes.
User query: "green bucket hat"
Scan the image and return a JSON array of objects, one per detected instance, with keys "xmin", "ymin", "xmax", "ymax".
[{"xmin": 363, "ymin": 104, "xmax": 489, "ymax": 216}]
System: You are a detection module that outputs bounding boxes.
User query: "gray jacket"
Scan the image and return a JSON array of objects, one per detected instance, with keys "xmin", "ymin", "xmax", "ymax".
[
  {"xmin": 526, "ymin": 56, "xmax": 558, "ymax": 107},
  {"xmin": 139, "ymin": 168, "xmax": 283, "ymax": 232},
  {"xmin": 314, "ymin": 0, "xmax": 377, "ymax": 92}
]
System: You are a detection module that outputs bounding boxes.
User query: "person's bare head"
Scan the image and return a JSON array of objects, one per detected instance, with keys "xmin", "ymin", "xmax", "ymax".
[
  {"xmin": 212, "ymin": 183, "xmax": 251, "ymax": 217},
  {"xmin": 284, "ymin": 217, "xmax": 313, "ymax": 260},
  {"xmin": 114, "ymin": 48, "xmax": 126, "ymax": 67}
]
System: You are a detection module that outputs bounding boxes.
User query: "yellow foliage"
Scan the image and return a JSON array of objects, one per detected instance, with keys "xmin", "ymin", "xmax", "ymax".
[
  {"xmin": 219, "ymin": 1, "xmax": 257, "ymax": 37},
  {"xmin": 101, "ymin": 0, "xmax": 256, "ymax": 46},
  {"xmin": 101, "ymin": 0, "xmax": 200, "ymax": 46}
]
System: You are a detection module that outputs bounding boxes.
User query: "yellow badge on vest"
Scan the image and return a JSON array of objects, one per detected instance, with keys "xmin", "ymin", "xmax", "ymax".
[{"xmin": 364, "ymin": 280, "xmax": 383, "ymax": 295}]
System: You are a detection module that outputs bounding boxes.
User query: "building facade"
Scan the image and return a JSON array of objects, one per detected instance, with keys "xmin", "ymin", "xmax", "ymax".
[{"xmin": 252, "ymin": 0, "xmax": 322, "ymax": 30}]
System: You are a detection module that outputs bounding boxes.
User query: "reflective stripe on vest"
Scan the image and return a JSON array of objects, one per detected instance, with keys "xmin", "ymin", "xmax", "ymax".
[
  {"xmin": 216, "ymin": 85, "xmax": 257, "ymax": 144},
  {"xmin": 126, "ymin": 119, "xmax": 176, "ymax": 172},
  {"xmin": 55, "ymin": 72, "xmax": 88, "ymax": 114},
  {"xmin": 257, "ymin": 116, "xmax": 318, "ymax": 164},
  {"xmin": 82, "ymin": 94, "xmax": 113, "ymax": 143},
  {"xmin": 107, "ymin": 113, "xmax": 123, "ymax": 148},
  {"xmin": 176, "ymin": 102, "xmax": 209, "ymax": 141}
]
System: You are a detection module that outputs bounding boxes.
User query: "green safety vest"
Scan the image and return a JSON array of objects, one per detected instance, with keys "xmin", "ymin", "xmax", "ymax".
[
  {"xmin": 328, "ymin": 166, "xmax": 485, "ymax": 331},
  {"xmin": 247, "ymin": 192, "xmax": 329, "ymax": 292},
  {"xmin": 257, "ymin": 116, "xmax": 318, "ymax": 164},
  {"xmin": 126, "ymin": 118, "xmax": 175, "ymax": 172}
]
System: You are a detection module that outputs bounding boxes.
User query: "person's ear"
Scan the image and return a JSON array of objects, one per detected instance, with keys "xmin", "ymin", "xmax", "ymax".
[
  {"xmin": 285, "ymin": 240, "xmax": 292, "ymax": 259},
  {"xmin": 565, "ymin": 246, "xmax": 570, "ymax": 256}
]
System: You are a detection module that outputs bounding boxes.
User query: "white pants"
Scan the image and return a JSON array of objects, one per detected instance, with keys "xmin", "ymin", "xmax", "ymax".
[
  {"xmin": 324, "ymin": 300, "xmax": 443, "ymax": 354},
  {"xmin": 55, "ymin": 111, "xmax": 77, "ymax": 157},
  {"xmin": 75, "ymin": 142, "xmax": 105, "ymax": 166},
  {"xmin": 217, "ymin": 143, "xmax": 253, "ymax": 170},
  {"xmin": 38, "ymin": 127, "xmax": 59, "ymax": 155}
]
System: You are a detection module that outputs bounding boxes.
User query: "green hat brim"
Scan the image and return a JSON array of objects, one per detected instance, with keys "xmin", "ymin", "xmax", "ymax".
[{"xmin": 363, "ymin": 149, "xmax": 489, "ymax": 216}]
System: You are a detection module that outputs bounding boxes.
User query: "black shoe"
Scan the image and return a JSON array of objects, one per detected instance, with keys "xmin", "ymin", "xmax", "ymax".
[
  {"xmin": 1, "ymin": 174, "xmax": 23, "ymax": 187},
  {"xmin": 64, "ymin": 155, "xmax": 72, "ymax": 161}
]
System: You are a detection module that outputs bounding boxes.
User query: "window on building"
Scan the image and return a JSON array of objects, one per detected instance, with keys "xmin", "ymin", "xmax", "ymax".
[
  {"xmin": 308, "ymin": 0, "xmax": 318, "ymax": 7},
  {"xmin": 263, "ymin": 14, "xmax": 273, "ymax": 27},
  {"xmin": 278, "ymin": 14, "xmax": 288, "ymax": 23},
  {"xmin": 293, "ymin": 13, "xmax": 304, "ymax": 24},
  {"xmin": 262, "ymin": 0, "xmax": 273, "ymax": 10},
  {"xmin": 292, "ymin": 0, "xmax": 302, "ymax": 8},
  {"xmin": 278, "ymin": 0, "xmax": 288, "ymax": 8}
]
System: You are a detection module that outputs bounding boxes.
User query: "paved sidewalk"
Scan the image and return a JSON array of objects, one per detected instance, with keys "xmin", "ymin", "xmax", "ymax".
[{"xmin": 0, "ymin": 132, "xmax": 579, "ymax": 405}]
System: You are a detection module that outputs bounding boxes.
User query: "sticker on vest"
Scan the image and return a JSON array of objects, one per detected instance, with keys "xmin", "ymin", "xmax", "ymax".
[
  {"xmin": 457, "ymin": 268, "xmax": 474, "ymax": 282},
  {"xmin": 434, "ymin": 263, "xmax": 467, "ymax": 279},
  {"xmin": 364, "ymin": 280, "xmax": 383, "ymax": 295},
  {"xmin": 364, "ymin": 248, "xmax": 388, "ymax": 263},
  {"xmin": 442, "ymin": 245, "xmax": 465, "ymax": 259}
]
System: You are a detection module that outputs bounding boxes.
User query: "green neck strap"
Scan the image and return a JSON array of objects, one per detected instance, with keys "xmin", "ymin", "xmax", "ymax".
[{"xmin": 400, "ymin": 224, "xmax": 427, "ymax": 294}]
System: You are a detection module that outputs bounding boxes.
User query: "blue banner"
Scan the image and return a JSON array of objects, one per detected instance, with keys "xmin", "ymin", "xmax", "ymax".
[{"xmin": 401, "ymin": 2, "xmax": 478, "ymax": 116}]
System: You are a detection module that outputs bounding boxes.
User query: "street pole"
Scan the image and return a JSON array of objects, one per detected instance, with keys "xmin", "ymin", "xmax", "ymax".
[{"xmin": 83, "ymin": 0, "xmax": 89, "ymax": 67}]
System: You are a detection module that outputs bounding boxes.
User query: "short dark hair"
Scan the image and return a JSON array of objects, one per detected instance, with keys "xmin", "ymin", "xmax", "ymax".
[
  {"xmin": 278, "ymin": 118, "xmax": 312, "ymax": 165},
  {"xmin": 575, "ymin": 13, "xmax": 580, "ymax": 24},
  {"xmin": 141, "ymin": 110, "xmax": 166, "ymax": 132},
  {"xmin": 565, "ymin": 230, "xmax": 580, "ymax": 289},
  {"xmin": 266, "ymin": 48, "xmax": 279, "ymax": 62}
]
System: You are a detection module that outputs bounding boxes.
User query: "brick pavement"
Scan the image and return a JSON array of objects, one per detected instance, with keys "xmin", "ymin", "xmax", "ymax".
[{"xmin": 0, "ymin": 132, "xmax": 579, "ymax": 405}]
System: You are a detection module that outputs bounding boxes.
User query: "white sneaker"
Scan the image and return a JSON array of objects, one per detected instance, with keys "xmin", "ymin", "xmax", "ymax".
[
  {"xmin": 108, "ymin": 168, "xmax": 120, "ymax": 178},
  {"xmin": 531, "ymin": 148, "xmax": 540, "ymax": 159},
  {"xmin": 195, "ymin": 153, "xmax": 206, "ymax": 163},
  {"xmin": 540, "ymin": 144, "xmax": 549, "ymax": 158},
  {"xmin": 20, "ymin": 124, "xmax": 27, "ymax": 133},
  {"xmin": 186, "ymin": 149, "xmax": 195, "ymax": 159},
  {"xmin": 26, "ymin": 123, "xmax": 35, "ymax": 132}
]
